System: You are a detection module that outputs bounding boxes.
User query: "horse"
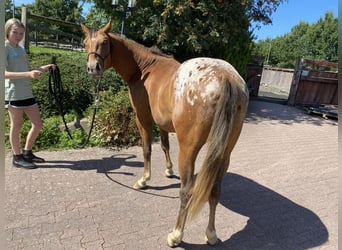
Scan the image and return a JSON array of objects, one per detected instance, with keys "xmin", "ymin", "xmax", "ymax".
[{"xmin": 81, "ymin": 21, "xmax": 249, "ymax": 247}]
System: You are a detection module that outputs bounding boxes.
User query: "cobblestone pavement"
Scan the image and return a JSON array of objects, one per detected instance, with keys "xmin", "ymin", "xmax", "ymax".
[{"xmin": 5, "ymin": 100, "xmax": 338, "ymax": 250}]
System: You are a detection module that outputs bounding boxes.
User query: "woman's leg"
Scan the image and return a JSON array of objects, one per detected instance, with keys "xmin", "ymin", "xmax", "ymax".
[
  {"xmin": 23, "ymin": 104, "xmax": 43, "ymax": 151},
  {"xmin": 8, "ymin": 105, "xmax": 36, "ymax": 168},
  {"xmin": 8, "ymin": 105, "xmax": 24, "ymax": 155}
]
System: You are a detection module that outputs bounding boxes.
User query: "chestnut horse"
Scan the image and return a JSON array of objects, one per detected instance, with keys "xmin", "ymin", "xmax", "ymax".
[{"xmin": 81, "ymin": 21, "xmax": 249, "ymax": 247}]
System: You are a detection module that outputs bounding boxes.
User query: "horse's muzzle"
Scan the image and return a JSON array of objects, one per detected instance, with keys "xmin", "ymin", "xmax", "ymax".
[{"xmin": 87, "ymin": 61, "xmax": 103, "ymax": 77}]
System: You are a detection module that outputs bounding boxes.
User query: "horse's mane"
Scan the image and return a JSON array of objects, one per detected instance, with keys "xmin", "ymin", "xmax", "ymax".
[
  {"xmin": 109, "ymin": 33, "xmax": 173, "ymax": 59},
  {"xmin": 150, "ymin": 46, "xmax": 173, "ymax": 58}
]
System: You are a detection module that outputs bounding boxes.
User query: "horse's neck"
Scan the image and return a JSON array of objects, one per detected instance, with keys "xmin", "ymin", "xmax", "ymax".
[{"xmin": 110, "ymin": 35, "xmax": 156, "ymax": 82}]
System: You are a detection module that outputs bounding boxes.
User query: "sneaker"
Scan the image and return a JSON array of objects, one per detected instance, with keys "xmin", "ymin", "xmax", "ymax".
[
  {"xmin": 23, "ymin": 150, "xmax": 45, "ymax": 163},
  {"xmin": 13, "ymin": 154, "xmax": 37, "ymax": 169}
]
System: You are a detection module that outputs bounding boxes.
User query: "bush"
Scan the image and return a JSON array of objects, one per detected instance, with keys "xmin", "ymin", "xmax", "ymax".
[
  {"xmin": 30, "ymin": 48, "xmax": 94, "ymax": 118},
  {"xmin": 87, "ymin": 86, "xmax": 141, "ymax": 149},
  {"xmin": 31, "ymin": 116, "xmax": 61, "ymax": 150},
  {"xmin": 58, "ymin": 127, "xmax": 91, "ymax": 149},
  {"xmin": 30, "ymin": 48, "xmax": 124, "ymax": 116}
]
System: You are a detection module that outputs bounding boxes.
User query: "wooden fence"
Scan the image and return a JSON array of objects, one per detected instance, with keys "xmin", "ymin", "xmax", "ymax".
[
  {"xmin": 246, "ymin": 64, "xmax": 263, "ymax": 96},
  {"xmin": 288, "ymin": 59, "xmax": 338, "ymax": 106},
  {"xmin": 21, "ymin": 7, "xmax": 83, "ymax": 51},
  {"xmin": 260, "ymin": 66, "xmax": 294, "ymax": 94}
]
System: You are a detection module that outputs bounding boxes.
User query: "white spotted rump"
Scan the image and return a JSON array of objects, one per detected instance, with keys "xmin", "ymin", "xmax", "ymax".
[{"xmin": 174, "ymin": 57, "xmax": 239, "ymax": 106}]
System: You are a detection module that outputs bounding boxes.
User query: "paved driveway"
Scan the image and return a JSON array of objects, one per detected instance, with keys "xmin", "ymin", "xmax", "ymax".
[{"xmin": 5, "ymin": 100, "xmax": 338, "ymax": 249}]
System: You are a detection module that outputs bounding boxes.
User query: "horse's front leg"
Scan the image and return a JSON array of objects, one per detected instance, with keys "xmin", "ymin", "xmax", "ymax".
[
  {"xmin": 133, "ymin": 119, "xmax": 152, "ymax": 189},
  {"xmin": 160, "ymin": 129, "xmax": 174, "ymax": 177}
]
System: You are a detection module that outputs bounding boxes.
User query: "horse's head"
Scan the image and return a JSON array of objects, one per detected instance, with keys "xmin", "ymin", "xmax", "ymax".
[{"xmin": 81, "ymin": 21, "xmax": 112, "ymax": 77}]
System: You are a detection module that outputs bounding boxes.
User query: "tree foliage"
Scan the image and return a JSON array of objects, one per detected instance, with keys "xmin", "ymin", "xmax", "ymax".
[
  {"xmin": 134, "ymin": 0, "xmax": 253, "ymax": 75},
  {"xmin": 5, "ymin": 0, "xmax": 86, "ymax": 39},
  {"xmin": 253, "ymin": 11, "xmax": 338, "ymax": 68},
  {"xmin": 5, "ymin": 0, "xmax": 14, "ymax": 20},
  {"xmin": 30, "ymin": 0, "xmax": 85, "ymax": 37},
  {"xmin": 6, "ymin": 0, "xmax": 288, "ymax": 75},
  {"xmin": 85, "ymin": 0, "xmax": 286, "ymax": 77},
  {"xmin": 33, "ymin": 0, "xmax": 83, "ymax": 23}
]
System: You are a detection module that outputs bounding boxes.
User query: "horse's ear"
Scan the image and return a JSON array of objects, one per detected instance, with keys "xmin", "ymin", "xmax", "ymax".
[
  {"xmin": 102, "ymin": 20, "xmax": 112, "ymax": 34},
  {"xmin": 81, "ymin": 23, "xmax": 90, "ymax": 35}
]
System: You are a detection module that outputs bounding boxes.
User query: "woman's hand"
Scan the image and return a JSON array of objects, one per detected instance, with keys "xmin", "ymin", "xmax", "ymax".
[
  {"xmin": 38, "ymin": 64, "xmax": 56, "ymax": 73},
  {"xmin": 30, "ymin": 69, "xmax": 44, "ymax": 79}
]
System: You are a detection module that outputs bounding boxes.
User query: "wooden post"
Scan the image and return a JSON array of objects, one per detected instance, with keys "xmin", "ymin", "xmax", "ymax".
[
  {"xmin": 34, "ymin": 24, "xmax": 38, "ymax": 47},
  {"xmin": 20, "ymin": 7, "xmax": 29, "ymax": 52},
  {"xmin": 288, "ymin": 59, "xmax": 303, "ymax": 105}
]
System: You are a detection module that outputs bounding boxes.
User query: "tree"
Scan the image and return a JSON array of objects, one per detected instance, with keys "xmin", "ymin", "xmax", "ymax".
[
  {"xmin": 85, "ymin": 0, "xmax": 286, "ymax": 77},
  {"xmin": 253, "ymin": 11, "xmax": 338, "ymax": 68},
  {"xmin": 28, "ymin": 0, "xmax": 85, "ymax": 39},
  {"xmin": 306, "ymin": 12, "xmax": 338, "ymax": 62},
  {"xmin": 5, "ymin": 0, "xmax": 14, "ymax": 20},
  {"xmin": 33, "ymin": 0, "xmax": 83, "ymax": 23}
]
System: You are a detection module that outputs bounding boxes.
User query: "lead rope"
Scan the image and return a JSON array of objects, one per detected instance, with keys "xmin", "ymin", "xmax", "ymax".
[{"xmin": 48, "ymin": 65, "xmax": 101, "ymax": 148}]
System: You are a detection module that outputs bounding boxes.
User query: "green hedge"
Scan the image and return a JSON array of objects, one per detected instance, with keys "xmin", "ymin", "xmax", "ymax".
[{"xmin": 87, "ymin": 87, "xmax": 141, "ymax": 148}]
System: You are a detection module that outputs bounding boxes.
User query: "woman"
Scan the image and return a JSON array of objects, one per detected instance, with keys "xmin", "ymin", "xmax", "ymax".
[{"xmin": 5, "ymin": 18, "xmax": 55, "ymax": 169}]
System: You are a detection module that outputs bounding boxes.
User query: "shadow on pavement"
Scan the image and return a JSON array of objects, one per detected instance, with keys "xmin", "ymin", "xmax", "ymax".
[
  {"xmin": 178, "ymin": 172, "xmax": 328, "ymax": 250},
  {"xmin": 246, "ymin": 100, "xmax": 338, "ymax": 126},
  {"xmin": 38, "ymin": 156, "xmax": 328, "ymax": 249},
  {"xmin": 40, "ymin": 153, "xmax": 143, "ymax": 173}
]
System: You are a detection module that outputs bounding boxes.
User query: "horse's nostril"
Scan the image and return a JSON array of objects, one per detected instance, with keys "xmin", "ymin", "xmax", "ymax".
[{"xmin": 96, "ymin": 63, "xmax": 101, "ymax": 72}]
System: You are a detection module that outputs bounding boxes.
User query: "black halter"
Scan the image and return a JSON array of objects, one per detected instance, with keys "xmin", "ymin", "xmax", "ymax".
[
  {"xmin": 86, "ymin": 40, "xmax": 112, "ymax": 62},
  {"xmin": 87, "ymin": 51, "xmax": 110, "ymax": 62}
]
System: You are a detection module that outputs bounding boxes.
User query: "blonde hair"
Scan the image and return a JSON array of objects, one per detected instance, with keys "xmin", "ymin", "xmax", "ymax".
[{"xmin": 5, "ymin": 18, "xmax": 26, "ymax": 41}]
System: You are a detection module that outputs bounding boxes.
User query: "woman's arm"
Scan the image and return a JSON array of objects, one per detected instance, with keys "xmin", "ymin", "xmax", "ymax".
[
  {"xmin": 5, "ymin": 69, "xmax": 42, "ymax": 79},
  {"xmin": 5, "ymin": 64, "xmax": 56, "ymax": 80}
]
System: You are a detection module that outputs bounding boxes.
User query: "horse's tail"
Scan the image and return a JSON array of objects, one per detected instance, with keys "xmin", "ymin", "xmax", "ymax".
[{"xmin": 187, "ymin": 77, "xmax": 248, "ymax": 220}]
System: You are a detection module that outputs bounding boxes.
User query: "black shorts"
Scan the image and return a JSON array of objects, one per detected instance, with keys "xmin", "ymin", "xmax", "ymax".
[{"xmin": 5, "ymin": 98, "xmax": 37, "ymax": 108}]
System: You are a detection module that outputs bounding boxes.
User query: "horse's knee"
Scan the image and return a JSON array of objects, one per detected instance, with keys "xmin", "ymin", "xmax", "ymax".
[{"xmin": 179, "ymin": 185, "xmax": 192, "ymax": 204}]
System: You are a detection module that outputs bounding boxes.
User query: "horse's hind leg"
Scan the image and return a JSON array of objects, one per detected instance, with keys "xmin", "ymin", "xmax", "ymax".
[
  {"xmin": 206, "ymin": 157, "xmax": 230, "ymax": 245},
  {"xmin": 205, "ymin": 174, "xmax": 223, "ymax": 244},
  {"xmin": 160, "ymin": 129, "xmax": 173, "ymax": 177},
  {"xmin": 167, "ymin": 144, "xmax": 200, "ymax": 247},
  {"xmin": 206, "ymin": 186, "xmax": 220, "ymax": 245},
  {"xmin": 167, "ymin": 166, "xmax": 192, "ymax": 246}
]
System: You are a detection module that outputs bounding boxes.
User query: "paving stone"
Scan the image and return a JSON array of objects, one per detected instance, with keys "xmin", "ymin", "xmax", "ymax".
[{"xmin": 5, "ymin": 100, "xmax": 338, "ymax": 249}]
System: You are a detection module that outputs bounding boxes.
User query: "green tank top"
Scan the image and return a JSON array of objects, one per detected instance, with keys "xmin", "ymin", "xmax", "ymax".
[{"xmin": 5, "ymin": 42, "xmax": 34, "ymax": 101}]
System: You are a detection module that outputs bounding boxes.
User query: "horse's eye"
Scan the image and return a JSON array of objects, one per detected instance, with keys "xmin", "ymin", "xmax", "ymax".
[{"xmin": 102, "ymin": 40, "xmax": 108, "ymax": 45}]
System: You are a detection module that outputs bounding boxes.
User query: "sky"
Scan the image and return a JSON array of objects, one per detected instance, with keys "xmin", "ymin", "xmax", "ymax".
[
  {"xmin": 252, "ymin": 0, "xmax": 338, "ymax": 41},
  {"xmin": 12, "ymin": 0, "xmax": 338, "ymax": 41}
]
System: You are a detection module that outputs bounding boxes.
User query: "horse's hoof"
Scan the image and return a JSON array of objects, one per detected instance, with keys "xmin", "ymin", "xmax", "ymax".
[
  {"xmin": 167, "ymin": 229, "xmax": 183, "ymax": 247},
  {"xmin": 164, "ymin": 169, "xmax": 174, "ymax": 178},
  {"xmin": 205, "ymin": 230, "xmax": 218, "ymax": 245},
  {"xmin": 133, "ymin": 179, "xmax": 146, "ymax": 189}
]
